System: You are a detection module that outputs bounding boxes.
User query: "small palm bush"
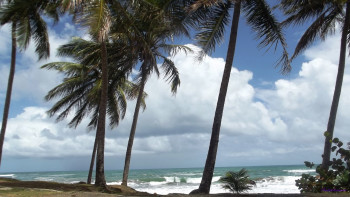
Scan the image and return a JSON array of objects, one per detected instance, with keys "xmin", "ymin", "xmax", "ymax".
[{"xmin": 219, "ymin": 168, "xmax": 256, "ymax": 194}]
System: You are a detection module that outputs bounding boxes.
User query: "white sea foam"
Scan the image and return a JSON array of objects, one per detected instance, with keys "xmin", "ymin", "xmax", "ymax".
[
  {"xmin": 34, "ymin": 177, "xmax": 54, "ymax": 182},
  {"xmin": 0, "ymin": 174, "xmax": 15, "ymax": 178},
  {"xmin": 164, "ymin": 176, "xmax": 182, "ymax": 183},
  {"xmin": 107, "ymin": 181, "xmax": 122, "ymax": 185},
  {"xmin": 51, "ymin": 174, "xmax": 75, "ymax": 177},
  {"xmin": 172, "ymin": 173, "xmax": 199, "ymax": 176},
  {"xmin": 149, "ymin": 181, "xmax": 167, "ymax": 186},
  {"xmin": 283, "ymin": 169, "xmax": 316, "ymax": 175},
  {"xmin": 186, "ymin": 176, "xmax": 220, "ymax": 184},
  {"xmin": 186, "ymin": 177, "xmax": 201, "ymax": 184},
  {"xmin": 249, "ymin": 176, "xmax": 300, "ymax": 194},
  {"xmin": 134, "ymin": 176, "xmax": 300, "ymax": 195},
  {"xmin": 212, "ymin": 176, "xmax": 220, "ymax": 182}
]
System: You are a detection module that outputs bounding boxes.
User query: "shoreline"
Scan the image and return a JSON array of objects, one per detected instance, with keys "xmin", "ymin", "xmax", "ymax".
[{"xmin": 0, "ymin": 178, "xmax": 349, "ymax": 197}]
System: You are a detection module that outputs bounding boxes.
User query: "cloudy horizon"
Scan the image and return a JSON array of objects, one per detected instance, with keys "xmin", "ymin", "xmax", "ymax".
[{"xmin": 0, "ymin": 18, "xmax": 349, "ymax": 173}]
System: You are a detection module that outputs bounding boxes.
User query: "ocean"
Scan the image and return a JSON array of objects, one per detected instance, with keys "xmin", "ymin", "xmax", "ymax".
[{"xmin": 0, "ymin": 165, "xmax": 316, "ymax": 194}]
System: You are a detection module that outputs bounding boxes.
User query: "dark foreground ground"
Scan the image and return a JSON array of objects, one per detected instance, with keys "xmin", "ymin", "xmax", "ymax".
[{"xmin": 0, "ymin": 178, "xmax": 349, "ymax": 197}]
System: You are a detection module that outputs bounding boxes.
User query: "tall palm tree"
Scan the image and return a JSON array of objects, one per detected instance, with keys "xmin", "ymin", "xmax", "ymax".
[
  {"xmin": 0, "ymin": 0, "xmax": 55, "ymax": 166},
  {"xmin": 187, "ymin": 0, "xmax": 290, "ymax": 194},
  {"xmin": 61, "ymin": 0, "xmax": 117, "ymax": 187},
  {"xmin": 114, "ymin": 1, "xmax": 193, "ymax": 186},
  {"xmin": 279, "ymin": 0, "xmax": 350, "ymax": 171},
  {"xmin": 42, "ymin": 37, "xmax": 146, "ymax": 184}
]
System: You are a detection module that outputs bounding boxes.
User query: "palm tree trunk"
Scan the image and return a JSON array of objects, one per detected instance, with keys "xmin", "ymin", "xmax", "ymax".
[
  {"xmin": 95, "ymin": 40, "xmax": 108, "ymax": 187},
  {"xmin": 0, "ymin": 22, "xmax": 17, "ymax": 166},
  {"xmin": 191, "ymin": 1, "xmax": 241, "ymax": 194},
  {"xmin": 321, "ymin": 0, "xmax": 350, "ymax": 171},
  {"xmin": 121, "ymin": 75, "xmax": 146, "ymax": 186},
  {"xmin": 87, "ymin": 129, "xmax": 98, "ymax": 184}
]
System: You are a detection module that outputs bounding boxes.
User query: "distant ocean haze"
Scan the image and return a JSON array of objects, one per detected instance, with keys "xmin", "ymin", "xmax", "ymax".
[{"xmin": 0, "ymin": 165, "xmax": 316, "ymax": 194}]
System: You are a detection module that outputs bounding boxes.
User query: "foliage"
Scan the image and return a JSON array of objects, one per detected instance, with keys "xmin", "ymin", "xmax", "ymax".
[
  {"xmin": 189, "ymin": 0, "xmax": 290, "ymax": 73},
  {"xmin": 295, "ymin": 137, "xmax": 350, "ymax": 193},
  {"xmin": 219, "ymin": 168, "xmax": 256, "ymax": 194},
  {"xmin": 42, "ymin": 37, "xmax": 145, "ymax": 130}
]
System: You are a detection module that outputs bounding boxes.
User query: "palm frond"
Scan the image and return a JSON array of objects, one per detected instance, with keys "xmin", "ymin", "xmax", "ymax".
[
  {"xmin": 159, "ymin": 44, "xmax": 194, "ymax": 57},
  {"xmin": 30, "ymin": 10, "xmax": 50, "ymax": 59},
  {"xmin": 159, "ymin": 55, "xmax": 180, "ymax": 94},
  {"xmin": 107, "ymin": 90, "xmax": 121, "ymax": 128},
  {"xmin": 87, "ymin": 105, "xmax": 100, "ymax": 130},
  {"xmin": 195, "ymin": 1, "xmax": 232, "ymax": 60},
  {"xmin": 43, "ymin": 36, "xmax": 143, "ymax": 131},
  {"xmin": 291, "ymin": 6, "xmax": 341, "ymax": 60},
  {"xmin": 68, "ymin": 101, "xmax": 90, "ymax": 128},
  {"xmin": 279, "ymin": 0, "xmax": 328, "ymax": 27},
  {"xmin": 0, "ymin": 0, "xmax": 51, "ymax": 59},
  {"xmin": 188, "ymin": 0, "xmax": 224, "ymax": 13},
  {"xmin": 16, "ymin": 16, "xmax": 31, "ymax": 50},
  {"xmin": 243, "ymin": 0, "xmax": 290, "ymax": 73}
]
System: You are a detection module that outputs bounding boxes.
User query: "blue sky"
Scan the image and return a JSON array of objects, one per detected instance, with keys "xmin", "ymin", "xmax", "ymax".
[{"xmin": 0, "ymin": 8, "xmax": 350, "ymax": 173}]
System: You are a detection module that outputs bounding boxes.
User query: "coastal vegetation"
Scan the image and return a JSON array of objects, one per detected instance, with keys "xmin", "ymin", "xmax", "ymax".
[
  {"xmin": 296, "ymin": 137, "xmax": 350, "ymax": 193},
  {"xmin": 0, "ymin": 0, "xmax": 350, "ymax": 195},
  {"xmin": 219, "ymin": 168, "xmax": 256, "ymax": 194}
]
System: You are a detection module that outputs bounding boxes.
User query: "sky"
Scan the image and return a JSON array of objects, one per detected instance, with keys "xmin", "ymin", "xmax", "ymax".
[{"xmin": 0, "ymin": 11, "xmax": 350, "ymax": 173}]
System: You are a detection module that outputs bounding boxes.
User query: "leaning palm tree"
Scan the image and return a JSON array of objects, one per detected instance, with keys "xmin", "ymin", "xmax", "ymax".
[
  {"xmin": 279, "ymin": 0, "xmax": 350, "ymax": 171},
  {"xmin": 187, "ymin": 0, "xmax": 290, "ymax": 194},
  {"xmin": 42, "ymin": 37, "xmax": 146, "ymax": 184},
  {"xmin": 0, "ymin": 0, "xmax": 56, "ymax": 166},
  {"xmin": 113, "ymin": 1, "xmax": 193, "ymax": 186}
]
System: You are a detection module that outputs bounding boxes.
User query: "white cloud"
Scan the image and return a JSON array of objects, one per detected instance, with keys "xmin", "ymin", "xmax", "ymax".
[
  {"xmin": 1, "ymin": 24, "xmax": 350, "ymax": 170},
  {"xmin": 0, "ymin": 24, "xmax": 81, "ymax": 104},
  {"xmin": 304, "ymin": 34, "xmax": 341, "ymax": 64},
  {"xmin": 0, "ymin": 24, "xmax": 11, "ymax": 56}
]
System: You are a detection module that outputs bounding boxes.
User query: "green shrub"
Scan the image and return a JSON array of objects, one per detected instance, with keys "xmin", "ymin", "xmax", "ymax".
[
  {"xmin": 219, "ymin": 168, "xmax": 256, "ymax": 194},
  {"xmin": 295, "ymin": 137, "xmax": 350, "ymax": 193}
]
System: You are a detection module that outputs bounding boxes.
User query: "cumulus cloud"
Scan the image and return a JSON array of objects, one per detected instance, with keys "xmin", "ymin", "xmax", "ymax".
[
  {"xmin": 116, "ymin": 46, "xmax": 288, "ymax": 142},
  {"xmin": 0, "ymin": 21, "xmax": 85, "ymax": 105},
  {"xmin": 0, "ymin": 24, "xmax": 11, "ymax": 57},
  {"xmin": 1, "ymin": 24, "xmax": 350, "ymax": 170}
]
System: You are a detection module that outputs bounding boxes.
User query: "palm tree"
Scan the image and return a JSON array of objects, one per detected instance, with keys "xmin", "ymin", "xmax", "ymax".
[
  {"xmin": 42, "ymin": 37, "xmax": 146, "ymax": 184},
  {"xmin": 187, "ymin": 0, "xmax": 290, "ymax": 194},
  {"xmin": 61, "ymin": 0, "xmax": 118, "ymax": 187},
  {"xmin": 0, "ymin": 0, "xmax": 55, "ymax": 166},
  {"xmin": 279, "ymin": 0, "xmax": 350, "ymax": 171},
  {"xmin": 59, "ymin": 0, "xmax": 177, "ymax": 186},
  {"xmin": 115, "ymin": 1, "xmax": 193, "ymax": 186},
  {"xmin": 219, "ymin": 168, "xmax": 256, "ymax": 194}
]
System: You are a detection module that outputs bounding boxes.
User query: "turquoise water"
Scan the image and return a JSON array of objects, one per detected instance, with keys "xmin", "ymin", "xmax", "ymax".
[{"xmin": 0, "ymin": 165, "xmax": 316, "ymax": 194}]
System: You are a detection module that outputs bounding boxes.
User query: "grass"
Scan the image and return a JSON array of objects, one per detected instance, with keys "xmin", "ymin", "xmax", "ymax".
[{"xmin": 0, "ymin": 177, "xmax": 150, "ymax": 196}]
